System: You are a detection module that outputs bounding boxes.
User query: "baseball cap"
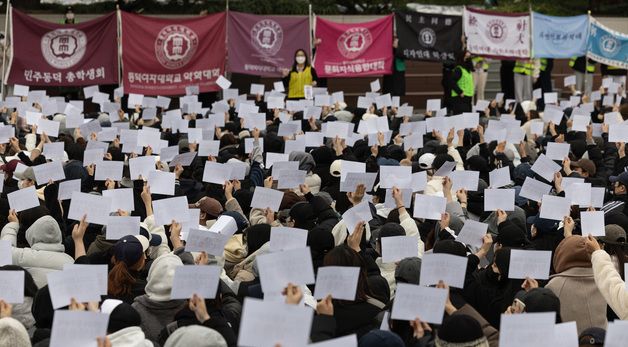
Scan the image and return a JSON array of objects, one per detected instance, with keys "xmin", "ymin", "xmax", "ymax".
[
  {"xmin": 139, "ymin": 225, "xmax": 162, "ymax": 247},
  {"xmin": 571, "ymin": 158, "xmax": 596, "ymax": 176},
  {"xmin": 189, "ymin": 197, "xmax": 223, "ymax": 219},
  {"xmin": 395, "ymin": 257, "xmax": 421, "ymax": 285},
  {"xmin": 610, "ymin": 172, "xmax": 628, "ymax": 187},
  {"xmin": 578, "ymin": 327, "xmax": 605, "ymax": 346},
  {"xmin": 418, "ymin": 153, "xmax": 436, "ymax": 169},
  {"xmin": 113, "ymin": 235, "xmax": 149, "ymax": 266}
]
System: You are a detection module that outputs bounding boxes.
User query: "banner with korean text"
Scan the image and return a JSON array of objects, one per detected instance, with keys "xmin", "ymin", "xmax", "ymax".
[
  {"xmin": 121, "ymin": 12, "xmax": 226, "ymax": 95},
  {"xmin": 463, "ymin": 7, "xmax": 531, "ymax": 59},
  {"xmin": 395, "ymin": 11, "xmax": 462, "ymax": 62},
  {"xmin": 227, "ymin": 12, "xmax": 310, "ymax": 77},
  {"xmin": 587, "ymin": 18, "xmax": 628, "ymax": 69},
  {"xmin": 532, "ymin": 13, "xmax": 589, "ymax": 58},
  {"xmin": 313, "ymin": 16, "xmax": 393, "ymax": 77},
  {"xmin": 6, "ymin": 9, "xmax": 118, "ymax": 86}
]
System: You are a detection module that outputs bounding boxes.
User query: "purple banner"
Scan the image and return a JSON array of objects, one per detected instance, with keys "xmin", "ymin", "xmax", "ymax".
[{"xmin": 227, "ymin": 12, "xmax": 311, "ymax": 77}]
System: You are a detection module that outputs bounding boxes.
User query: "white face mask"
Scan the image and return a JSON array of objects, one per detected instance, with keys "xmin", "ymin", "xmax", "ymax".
[{"xmin": 295, "ymin": 56, "xmax": 306, "ymax": 64}]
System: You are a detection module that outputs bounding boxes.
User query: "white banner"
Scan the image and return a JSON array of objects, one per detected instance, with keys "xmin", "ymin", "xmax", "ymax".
[{"xmin": 463, "ymin": 7, "xmax": 531, "ymax": 59}]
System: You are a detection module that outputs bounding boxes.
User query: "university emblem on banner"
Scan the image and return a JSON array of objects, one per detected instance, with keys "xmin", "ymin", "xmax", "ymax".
[
  {"xmin": 418, "ymin": 27, "xmax": 436, "ymax": 48},
  {"xmin": 337, "ymin": 27, "xmax": 372, "ymax": 59},
  {"xmin": 41, "ymin": 29, "xmax": 87, "ymax": 69},
  {"xmin": 600, "ymin": 35, "xmax": 620, "ymax": 57},
  {"xmin": 250, "ymin": 19, "xmax": 283, "ymax": 56},
  {"xmin": 154, "ymin": 24, "xmax": 199, "ymax": 69},
  {"xmin": 486, "ymin": 19, "xmax": 507, "ymax": 43}
]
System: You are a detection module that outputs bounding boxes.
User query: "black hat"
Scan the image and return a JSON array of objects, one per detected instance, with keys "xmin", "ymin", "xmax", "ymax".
[
  {"xmin": 436, "ymin": 314, "xmax": 487, "ymax": 345},
  {"xmin": 578, "ymin": 327, "xmax": 605, "ymax": 346},
  {"xmin": 521, "ymin": 288, "xmax": 561, "ymax": 319},
  {"xmin": 433, "ymin": 239, "xmax": 467, "ymax": 257}
]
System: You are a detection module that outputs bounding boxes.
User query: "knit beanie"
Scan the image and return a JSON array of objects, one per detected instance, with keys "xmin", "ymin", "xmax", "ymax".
[
  {"xmin": 0, "ymin": 317, "xmax": 31, "ymax": 347},
  {"xmin": 553, "ymin": 236, "xmax": 591, "ymax": 273},
  {"xmin": 103, "ymin": 300, "xmax": 142, "ymax": 333},
  {"xmin": 145, "ymin": 254, "xmax": 183, "ymax": 301},
  {"xmin": 435, "ymin": 314, "xmax": 489, "ymax": 347},
  {"xmin": 164, "ymin": 325, "xmax": 227, "ymax": 347}
]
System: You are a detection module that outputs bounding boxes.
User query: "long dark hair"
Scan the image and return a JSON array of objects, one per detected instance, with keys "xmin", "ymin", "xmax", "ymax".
[
  {"xmin": 323, "ymin": 245, "xmax": 371, "ymax": 302},
  {"xmin": 291, "ymin": 49, "xmax": 310, "ymax": 72}
]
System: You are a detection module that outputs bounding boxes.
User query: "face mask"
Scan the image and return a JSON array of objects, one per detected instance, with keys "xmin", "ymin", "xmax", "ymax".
[{"xmin": 296, "ymin": 56, "xmax": 306, "ymax": 64}]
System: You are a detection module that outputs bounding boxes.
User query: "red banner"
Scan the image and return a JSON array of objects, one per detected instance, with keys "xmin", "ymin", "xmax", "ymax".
[
  {"xmin": 121, "ymin": 12, "xmax": 226, "ymax": 96},
  {"xmin": 313, "ymin": 16, "xmax": 393, "ymax": 77},
  {"xmin": 6, "ymin": 9, "xmax": 118, "ymax": 86}
]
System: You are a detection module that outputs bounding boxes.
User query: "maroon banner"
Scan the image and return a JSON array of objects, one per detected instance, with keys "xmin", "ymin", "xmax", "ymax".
[
  {"xmin": 227, "ymin": 12, "xmax": 310, "ymax": 77},
  {"xmin": 121, "ymin": 12, "xmax": 226, "ymax": 96},
  {"xmin": 7, "ymin": 9, "xmax": 118, "ymax": 86},
  {"xmin": 313, "ymin": 16, "xmax": 393, "ymax": 77}
]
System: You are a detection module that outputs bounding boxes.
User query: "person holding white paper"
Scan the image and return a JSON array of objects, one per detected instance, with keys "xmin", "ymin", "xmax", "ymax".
[
  {"xmin": 0, "ymin": 211, "xmax": 74, "ymax": 288},
  {"xmin": 282, "ymin": 49, "xmax": 318, "ymax": 100},
  {"xmin": 546, "ymin": 235, "xmax": 607, "ymax": 334}
]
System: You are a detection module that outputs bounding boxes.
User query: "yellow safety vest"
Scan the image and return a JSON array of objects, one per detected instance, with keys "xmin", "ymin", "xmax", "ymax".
[
  {"xmin": 513, "ymin": 60, "xmax": 533, "ymax": 75},
  {"xmin": 452, "ymin": 66, "xmax": 474, "ymax": 97},
  {"xmin": 472, "ymin": 57, "xmax": 489, "ymax": 71},
  {"xmin": 539, "ymin": 58, "xmax": 548, "ymax": 72},
  {"xmin": 287, "ymin": 66, "xmax": 314, "ymax": 99}
]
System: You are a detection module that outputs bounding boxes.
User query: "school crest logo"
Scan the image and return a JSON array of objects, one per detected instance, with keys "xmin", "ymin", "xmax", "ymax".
[
  {"xmin": 600, "ymin": 34, "xmax": 620, "ymax": 57},
  {"xmin": 250, "ymin": 19, "xmax": 283, "ymax": 56},
  {"xmin": 337, "ymin": 27, "xmax": 372, "ymax": 59},
  {"xmin": 418, "ymin": 27, "xmax": 436, "ymax": 48},
  {"xmin": 486, "ymin": 19, "xmax": 507, "ymax": 43},
  {"xmin": 154, "ymin": 24, "xmax": 199, "ymax": 69},
  {"xmin": 41, "ymin": 28, "xmax": 87, "ymax": 69}
]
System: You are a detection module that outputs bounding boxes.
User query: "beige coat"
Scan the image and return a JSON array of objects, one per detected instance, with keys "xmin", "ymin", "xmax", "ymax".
[{"xmin": 546, "ymin": 266, "xmax": 608, "ymax": 334}]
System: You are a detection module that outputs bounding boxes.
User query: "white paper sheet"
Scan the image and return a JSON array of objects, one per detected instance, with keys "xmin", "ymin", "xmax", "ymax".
[
  {"xmin": 184, "ymin": 229, "xmax": 230, "ymax": 257},
  {"xmin": 508, "ymin": 249, "xmax": 552, "ymax": 280},
  {"xmin": 238, "ymin": 298, "xmax": 313, "ymax": 347},
  {"xmin": 339, "ymin": 172, "xmax": 378, "ymax": 192},
  {"xmin": 498, "ymin": 312, "xmax": 555, "ymax": 347},
  {"xmin": 391, "ymin": 284, "xmax": 447, "ymax": 323},
  {"xmin": 419, "ymin": 253, "xmax": 468, "ymax": 288},
  {"xmin": 519, "ymin": 177, "xmax": 552, "ymax": 203},
  {"xmin": 33, "ymin": 161, "xmax": 66, "ymax": 184},
  {"xmin": 62, "ymin": 264, "xmax": 108, "ymax": 295},
  {"xmin": 208, "ymin": 215, "xmax": 239, "ymax": 236},
  {"xmin": 0, "ymin": 240, "xmax": 11, "ymax": 266},
  {"xmin": 552, "ymin": 321, "xmax": 578, "ymax": 347},
  {"xmin": 381, "ymin": 235, "xmax": 420, "ymax": 263},
  {"xmin": 530, "ymin": 154, "xmax": 561, "ymax": 182},
  {"xmin": 128, "ymin": 156, "xmax": 156, "ymax": 180},
  {"xmin": 314, "ymin": 266, "xmax": 360, "ymax": 301},
  {"xmin": 545, "ymin": 142, "xmax": 571, "ymax": 161},
  {"xmin": 47, "ymin": 269, "xmax": 102, "ymax": 309},
  {"xmin": 50, "ymin": 311, "xmax": 109, "ymax": 347},
  {"xmin": 102, "ymin": 188, "xmax": 135, "ymax": 213},
  {"xmin": 152, "ymin": 196, "xmax": 189, "ymax": 226},
  {"xmin": 171, "ymin": 265, "xmax": 221, "ymax": 299},
  {"xmin": 58, "ymin": 179, "xmax": 82, "ymax": 201},
  {"xmin": 539, "ymin": 194, "xmax": 571, "ymax": 221},
  {"xmin": 8, "ymin": 186, "xmax": 40, "ymax": 212},
  {"xmin": 257, "ymin": 247, "xmax": 315, "ymax": 293},
  {"xmin": 449, "ymin": 170, "xmax": 479, "ymax": 191},
  {"xmin": 105, "ymin": 216, "xmax": 140, "ymax": 240},
  {"xmin": 456, "ymin": 220, "xmax": 489, "ymax": 249},
  {"xmin": 269, "ymin": 227, "xmax": 308, "ymax": 253},
  {"xmin": 484, "ymin": 188, "xmax": 515, "ymax": 211},
  {"xmin": 580, "ymin": 211, "xmax": 605, "ymax": 237},
  {"xmin": 68, "ymin": 191, "xmax": 112, "ymax": 225},
  {"xmin": 0, "ymin": 271, "xmax": 25, "ymax": 303},
  {"xmin": 94, "ymin": 161, "xmax": 124, "ymax": 181},
  {"xmin": 250, "ymin": 187, "xmax": 284, "ymax": 212},
  {"xmin": 489, "ymin": 167, "xmax": 511, "ymax": 188},
  {"xmin": 342, "ymin": 201, "xmax": 373, "ymax": 235},
  {"xmin": 413, "ymin": 194, "xmax": 446, "ymax": 220}
]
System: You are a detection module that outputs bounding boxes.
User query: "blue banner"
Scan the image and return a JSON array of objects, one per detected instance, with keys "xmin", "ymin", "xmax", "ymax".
[
  {"xmin": 532, "ymin": 13, "xmax": 588, "ymax": 58},
  {"xmin": 587, "ymin": 18, "xmax": 628, "ymax": 69}
]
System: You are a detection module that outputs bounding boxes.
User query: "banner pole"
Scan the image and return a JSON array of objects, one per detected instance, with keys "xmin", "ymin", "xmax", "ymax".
[
  {"xmin": 1, "ymin": 1, "xmax": 10, "ymax": 98},
  {"xmin": 584, "ymin": 10, "xmax": 591, "ymax": 96},
  {"xmin": 116, "ymin": 8, "xmax": 122, "ymax": 89},
  {"xmin": 224, "ymin": 0, "xmax": 230, "ymax": 88},
  {"xmin": 308, "ymin": 3, "xmax": 313, "ymax": 59}
]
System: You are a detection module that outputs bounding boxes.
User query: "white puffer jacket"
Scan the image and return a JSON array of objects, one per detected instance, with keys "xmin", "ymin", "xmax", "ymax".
[{"xmin": 1, "ymin": 216, "xmax": 74, "ymax": 288}]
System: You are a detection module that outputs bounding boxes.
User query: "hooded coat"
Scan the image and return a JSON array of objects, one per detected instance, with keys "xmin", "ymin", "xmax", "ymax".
[
  {"xmin": 546, "ymin": 236, "xmax": 607, "ymax": 334},
  {"xmin": 1, "ymin": 216, "xmax": 74, "ymax": 288},
  {"xmin": 108, "ymin": 326, "xmax": 154, "ymax": 347}
]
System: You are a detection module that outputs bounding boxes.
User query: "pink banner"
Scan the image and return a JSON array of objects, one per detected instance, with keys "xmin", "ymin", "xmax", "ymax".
[
  {"xmin": 7, "ymin": 9, "xmax": 118, "ymax": 86},
  {"xmin": 227, "ymin": 12, "xmax": 310, "ymax": 77},
  {"xmin": 121, "ymin": 12, "xmax": 226, "ymax": 96},
  {"xmin": 313, "ymin": 16, "xmax": 393, "ymax": 77}
]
